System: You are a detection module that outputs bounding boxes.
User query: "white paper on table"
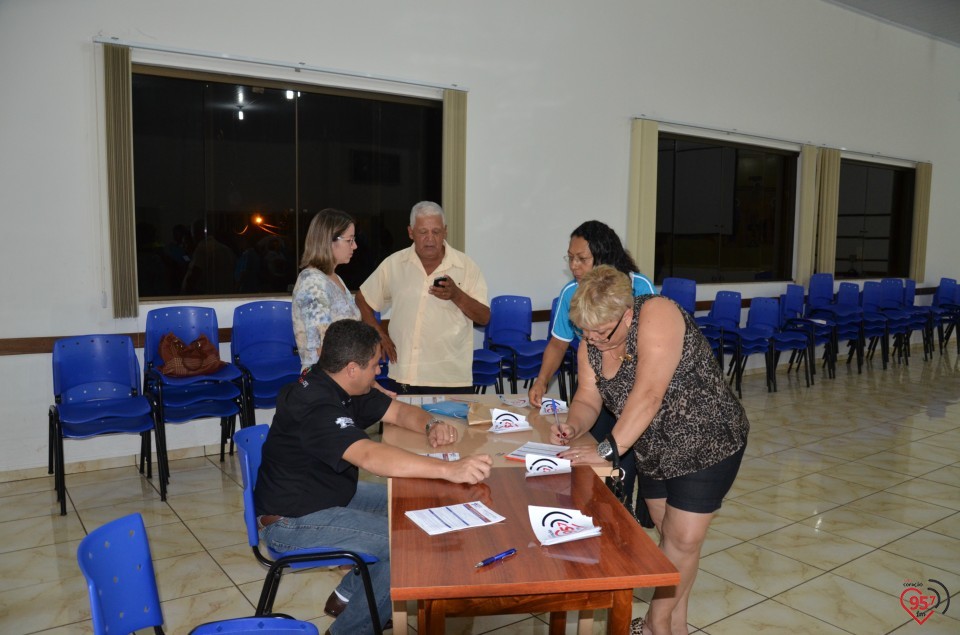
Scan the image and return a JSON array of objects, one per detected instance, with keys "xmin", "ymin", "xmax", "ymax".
[
  {"xmin": 405, "ymin": 501, "xmax": 505, "ymax": 536},
  {"xmin": 499, "ymin": 396, "xmax": 530, "ymax": 408},
  {"xmin": 420, "ymin": 452, "xmax": 461, "ymax": 461},
  {"xmin": 528, "ymin": 505, "xmax": 601, "ymax": 545},
  {"xmin": 505, "ymin": 441, "xmax": 568, "ymax": 462},
  {"xmin": 490, "ymin": 408, "xmax": 531, "ymax": 434},
  {"xmin": 524, "ymin": 453, "xmax": 571, "ymax": 477},
  {"xmin": 539, "ymin": 399, "xmax": 569, "ymax": 415}
]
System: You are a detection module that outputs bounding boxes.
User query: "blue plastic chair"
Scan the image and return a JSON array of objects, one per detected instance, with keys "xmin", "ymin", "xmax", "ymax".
[
  {"xmin": 860, "ymin": 281, "xmax": 895, "ymax": 367},
  {"xmin": 806, "ymin": 273, "xmax": 836, "ymax": 312},
  {"xmin": 659, "ymin": 277, "xmax": 696, "ymax": 316},
  {"xmin": 143, "ymin": 306, "xmax": 245, "ymax": 476},
  {"xmin": 50, "ymin": 335, "xmax": 166, "ymax": 515},
  {"xmin": 484, "ymin": 296, "xmax": 548, "ymax": 393},
  {"xmin": 780, "ymin": 284, "xmax": 837, "ymax": 379},
  {"xmin": 233, "ymin": 425, "xmax": 382, "ymax": 632},
  {"xmin": 77, "ymin": 512, "xmax": 319, "ymax": 635},
  {"xmin": 696, "ymin": 291, "xmax": 743, "ymax": 396},
  {"xmin": 232, "ymin": 302, "xmax": 301, "ymax": 425},
  {"xmin": 738, "ymin": 298, "xmax": 810, "ymax": 392},
  {"xmin": 931, "ymin": 277, "xmax": 960, "ymax": 353},
  {"xmin": 875, "ymin": 279, "xmax": 915, "ymax": 364},
  {"xmin": 473, "ymin": 347, "xmax": 504, "ymax": 394}
]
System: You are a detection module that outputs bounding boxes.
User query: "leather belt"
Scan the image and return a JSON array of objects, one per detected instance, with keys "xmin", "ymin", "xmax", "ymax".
[{"xmin": 257, "ymin": 514, "xmax": 283, "ymax": 529}]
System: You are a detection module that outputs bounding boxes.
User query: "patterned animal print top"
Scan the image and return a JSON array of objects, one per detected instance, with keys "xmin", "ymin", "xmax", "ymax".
[{"xmin": 587, "ymin": 295, "xmax": 749, "ymax": 480}]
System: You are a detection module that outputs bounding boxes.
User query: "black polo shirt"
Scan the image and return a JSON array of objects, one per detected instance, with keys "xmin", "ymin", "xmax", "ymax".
[{"xmin": 253, "ymin": 367, "xmax": 392, "ymax": 518}]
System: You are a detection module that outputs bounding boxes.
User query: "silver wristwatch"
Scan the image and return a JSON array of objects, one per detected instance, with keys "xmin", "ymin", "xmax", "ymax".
[
  {"xmin": 424, "ymin": 418, "xmax": 442, "ymax": 436},
  {"xmin": 597, "ymin": 435, "xmax": 616, "ymax": 462}
]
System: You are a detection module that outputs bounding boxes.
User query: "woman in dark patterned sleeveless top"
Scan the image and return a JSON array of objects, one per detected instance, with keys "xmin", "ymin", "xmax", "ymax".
[{"xmin": 551, "ymin": 266, "xmax": 748, "ymax": 635}]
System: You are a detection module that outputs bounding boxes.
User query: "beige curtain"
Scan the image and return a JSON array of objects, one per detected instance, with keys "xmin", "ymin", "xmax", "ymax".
[
  {"xmin": 104, "ymin": 44, "xmax": 138, "ymax": 318},
  {"xmin": 794, "ymin": 145, "xmax": 819, "ymax": 287},
  {"xmin": 910, "ymin": 162, "xmax": 932, "ymax": 282},
  {"xmin": 626, "ymin": 119, "xmax": 658, "ymax": 280},
  {"xmin": 442, "ymin": 89, "xmax": 467, "ymax": 251},
  {"xmin": 815, "ymin": 148, "xmax": 841, "ymax": 274}
]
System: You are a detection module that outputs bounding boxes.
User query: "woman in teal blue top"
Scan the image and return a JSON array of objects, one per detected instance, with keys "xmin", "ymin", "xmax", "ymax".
[{"xmin": 528, "ymin": 220, "xmax": 654, "ymax": 509}]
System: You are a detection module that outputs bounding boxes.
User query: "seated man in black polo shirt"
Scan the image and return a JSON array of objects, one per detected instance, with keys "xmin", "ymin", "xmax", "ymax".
[{"xmin": 254, "ymin": 319, "xmax": 492, "ymax": 635}]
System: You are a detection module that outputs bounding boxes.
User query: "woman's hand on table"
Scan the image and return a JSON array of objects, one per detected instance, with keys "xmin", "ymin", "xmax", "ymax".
[
  {"xmin": 527, "ymin": 379, "xmax": 546, "ymax": 407},
  {"xmin": 550, "ymin": 421, "xmax": 577, "ymax": 445},
  {"xmin": 427, "ymin": 421, "xmax": 459, "ymax": 448},
  {"xmin": 558, "ymin": 445, "xmax": 607, "ymax": 466}
]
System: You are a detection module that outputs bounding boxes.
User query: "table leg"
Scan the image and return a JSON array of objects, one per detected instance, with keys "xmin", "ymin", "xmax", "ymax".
[
  {"xmin": 577, "ymin": 609, "xmax": 595, "ymax": 635},
  {"xmin": 392, "ymin": 599, "xmax": 408, "ymax": 635},
  {"xmin": 607, "ymin": 589, "xmax": 633, "ymax": 634},
  {"xmin": 422, "ymin": 599, "xmax": 447, "ymax": 635},
  {"xmin": 548, "ymin": 611, "xmax": 567, "ymax": 634}
]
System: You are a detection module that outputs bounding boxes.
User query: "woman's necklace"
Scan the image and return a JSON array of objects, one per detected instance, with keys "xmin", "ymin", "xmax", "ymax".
[{"xmin": 605, "ymin": 344, "xmax": 633, "ymax": 364}]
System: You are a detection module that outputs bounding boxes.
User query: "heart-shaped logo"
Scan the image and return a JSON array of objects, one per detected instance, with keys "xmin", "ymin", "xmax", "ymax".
[{"xmin": 900, "ymin": 588, "xmax": 934, "ymax": 625}]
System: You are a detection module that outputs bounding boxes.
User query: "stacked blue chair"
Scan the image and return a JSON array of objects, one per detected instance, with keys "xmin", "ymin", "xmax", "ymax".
[
  {"xmin": 931, "ymin": 278, "xmax": 960, "ymax": 353},
  {"xmin": 860, "ymin": 282, "xmax": 895, "ymax": 367},
  {"xmin": 877, "ymin": 279, "xmax": 916, "ymax": 364},
  {"xmin": 695, "ymin": 291, "xmax": 743, "ymax": 396},
  {"xmin": 832, "ymin": 282, "xmax": 866, "ymax": 371},
  {"xmin": 891, "ymin": 279, "xmax": 935, "ymax": 360},
  {"xmin": 473, "ymin": 347, "xmax": 503, "ymax": 394},
  {"xmin": 49, "ymin": 335, "xmax": 166, "ymax": 516},
  {"xmin": 485, "ymin": 295, "xmax": 548, "ymax": 394},
  {"xmin": 738, "ymin": 298, "xmax": 811, "ymax": 392},
  {"xmin": 780, "ymin": 284, "xmax": 836, "ymax": 379},
  {"xmin": 77, "ymin": 512, "xmax": 320, "ymax": 635},
  {"xmin": 233, "ymin": 426, "xmax": 382, "ymax": 631},
  {"xmin": 659, "ymin": 277, "xmax": 697, "ymax": 317},
  {"xmin": 232, "ymin": 302, "xmax": 302, "ymax": 426},
  {"xmin": 143, "ymin": 306, "xmax": 245, "ymax": 479}
]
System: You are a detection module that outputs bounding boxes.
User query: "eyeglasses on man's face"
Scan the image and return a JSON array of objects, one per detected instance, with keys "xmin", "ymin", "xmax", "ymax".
[
  {"xmin": 563, "ymin": 254, "xmax": 594, "ymax": 266},
  {"xmin": 573, "ymin": 309, "xmax": 627, "ymax": 344}
]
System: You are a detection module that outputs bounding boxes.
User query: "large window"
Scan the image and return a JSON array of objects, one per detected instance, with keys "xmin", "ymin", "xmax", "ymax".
[
  {"xmin": 132, "ymin": 70, "xmax": 442, "ymax": 298},
  {"xmin": 835, "ymin": 160, "xmax": 914, "ymax": 278},
  {"xmin": 655, "ymin": 135, "xmax": 797, "ymax": 284}
]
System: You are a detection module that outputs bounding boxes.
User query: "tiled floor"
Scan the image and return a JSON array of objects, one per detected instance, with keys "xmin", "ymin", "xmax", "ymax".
[{"xmin": 2, "ymin": 349, "xmax": 959, "ymax": 634}]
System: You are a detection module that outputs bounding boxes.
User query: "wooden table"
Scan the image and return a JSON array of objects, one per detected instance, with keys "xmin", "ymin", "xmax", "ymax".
[{"xmin": 389, "ymin": 466, "xmax": 679, "ymax": 634}]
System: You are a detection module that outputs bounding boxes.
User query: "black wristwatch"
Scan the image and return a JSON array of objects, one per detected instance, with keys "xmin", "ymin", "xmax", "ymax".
[{"xmin": 597, "ymin": 434, "xmax": 616, "ymax": 462}]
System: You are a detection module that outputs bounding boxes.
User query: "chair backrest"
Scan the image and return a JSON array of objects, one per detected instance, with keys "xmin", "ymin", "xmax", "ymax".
[
  {"xmin": 903, "ymin": 279, "xmax": 917, "ymax": 308},
  {"xmin": 52, "ymin": 335, "xmax": 141, "ymax": 404},
  {"xmin": 780, "ymin": 284, "xmax": 805, "ymax": 321},
  {"xmin": 745, "ymin": 297, "xmax": 779, "ymax": 333},
  {"xmin": 660, "ymin": 278, "xmax": 696, "ymax": 316},
  {"xmin": 232, "ymin": 301, "xmax": 297, "ymax": 364},
  {"xmin": 880, "ymin": 278, "xmax": 905, "ymax": 310},
  {"xmin": 144, "ymin": 306, "xmax": 222, "ymax": 369},
  {"xmin": 234, "ymin": 424, "xmax": 271, "ymax": 549},
  {"xmin": 934, "ymin": 277, "xmax": 959, "ymax": 307},
  {"xmin": 808, "ymin": 273, "xmax": 835, "ymax": 309},
  {"xmin": 836, "ymin": 282, "xmax": 861, "ymax": 309},
  {"xmin": 861, "ymin": 281, "xmax": 883, "ymax": 312},
  {"xmin": 485, "ymin": 295, "xmax": 533, "ymax": 346},
  {"xmin": 77, "ymin": 513, "xmax": 164, "ymax": 635},
  {"xmin": 708, "ymin": 291, "xmax": 742, "ymax": 329}
]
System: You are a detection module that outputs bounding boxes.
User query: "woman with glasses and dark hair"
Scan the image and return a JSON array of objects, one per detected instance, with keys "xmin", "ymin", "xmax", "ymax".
[
  {"xmin": 528, "ymin": 220, "xmax": 654, "ymax": 508},
  {"xmin": 552, "ymin": 265, "xmax": 748, "ymax": 635},
  {"xmin": 292, "ymin": 208, "xmax": 361, "ymax": 370}
]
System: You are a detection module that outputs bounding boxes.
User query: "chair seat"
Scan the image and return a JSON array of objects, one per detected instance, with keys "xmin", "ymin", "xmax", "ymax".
[
  {"xmin": 250, "ymin": 375, "xmax": 299, "ymax": 400},
  {"xmin": 243, "ymin": 358, "xmax": 302, "ymax": 383},
  {"xmin": 162, "ymin": 399, "xmax": 240, "ymax": 423},
  {"xmin": 57, "ymin": 397, "xmax": 152, "ymax": 424},
  {"xmin": 158, "ymin": 382, "xmax": 241, "ymax": 408},
  {"xmin": 189, "ymin": 616, "xmax": 320, "ymax": 635},
  {"xmin": 155, "ymin": 363, "xmax": 243, "ymax": 385},
  {"xmin": 59, "ymin": 413, "xmax": 156, "ymax": 439}
]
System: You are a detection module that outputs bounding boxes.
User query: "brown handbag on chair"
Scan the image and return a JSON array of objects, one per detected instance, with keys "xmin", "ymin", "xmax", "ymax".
[{"xmin": 158, "ymin": 332, "xmax": 227, "ymax": 377}]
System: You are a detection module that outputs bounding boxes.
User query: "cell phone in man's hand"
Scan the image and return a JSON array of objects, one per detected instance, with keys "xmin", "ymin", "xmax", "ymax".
[{"xmin": 433, "ymin": 276, "xmax": 446, "ymax": 287}]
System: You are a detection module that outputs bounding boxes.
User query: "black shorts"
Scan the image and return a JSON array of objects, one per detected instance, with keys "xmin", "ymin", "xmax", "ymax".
[{"xmin": 638, "ymin": 444, "xmax": 746, "ymax": 514}]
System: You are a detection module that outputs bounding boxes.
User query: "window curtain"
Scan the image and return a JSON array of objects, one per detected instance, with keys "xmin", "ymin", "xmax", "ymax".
[
  {"xmin": 104, "ymin": 44, "xmax": 138, "ymax": 318},
  {"xmin": 626, "ymin": 118, "xmax": 658, "ymax": 280},
  {"xmin": 794, "ymin": 145, "xmax": 819, "ymax": 287},
  {"xmin": 442, "ymin": 89, "xmax": 467, "ymax": 251},
  {"xmin": 815, "ymin": 148, "xmax": 841, "ymax": 274},
  {"xmin": 910, "ymin": 162, "xmax": 932, "ymax": 282}
]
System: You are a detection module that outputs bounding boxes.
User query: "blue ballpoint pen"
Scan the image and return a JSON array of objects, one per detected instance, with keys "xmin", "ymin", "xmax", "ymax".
[{"xmin": 475, "ymin": 548, "xmax": 518, "ymax": 568}]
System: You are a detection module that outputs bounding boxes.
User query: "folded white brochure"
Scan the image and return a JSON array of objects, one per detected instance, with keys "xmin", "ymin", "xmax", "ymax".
[
  {"xmin": 406, "ymin": 501, "xmax": 505, "ymax": 536},
  {"xmin": 419, "ymin": 452, "xmax": 460, "ymax": 461},
  {"xmin": 490, "ymin": 408, "xmax": 532, "ymax": 433},
  {"xmin": 524, "ymin": 452, "xmax": 571, "ymax": 477},
  {"xmin": 539, "ymin": 398, "xmax": 569, "ymax": 415},
  {"xmin": 528, "ymin": 505, "xmax": 601, "ymax": 545},
  {"xmin": 499, "ymin": 396, "xmax": 530, "ymax": 408}
]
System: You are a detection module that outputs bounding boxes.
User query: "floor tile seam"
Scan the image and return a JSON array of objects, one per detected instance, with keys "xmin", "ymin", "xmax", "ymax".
[
  {"xmin": 876, "ymin": 538, "xmax": 960, "ymax": 575},
  {"xmin": 871, "ymin": 483, "xmax": 960, "ymax": 518}
]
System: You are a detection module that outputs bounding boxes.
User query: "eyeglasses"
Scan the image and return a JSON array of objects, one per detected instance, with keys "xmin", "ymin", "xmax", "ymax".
[
  {"xmin": 335, "ymin": 236, "xmax": 356, "ymax": 245},
  {"xmin": 573, "ymin": 310, "xmax": 627, "ymax": 344},
  {"xmin": 563, "ymin": 254, "xmax": 593, "ymax": 266}
]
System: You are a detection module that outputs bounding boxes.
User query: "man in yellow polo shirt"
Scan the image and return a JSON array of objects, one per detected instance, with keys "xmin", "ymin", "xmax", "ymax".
[{"xmin": 357, "ymin": 201, "xmax": 489, "ymax": 394}]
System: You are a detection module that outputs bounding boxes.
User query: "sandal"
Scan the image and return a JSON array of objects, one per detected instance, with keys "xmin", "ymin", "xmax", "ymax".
[{"xmin": 630, "ymin": 616, "xmax": 646, "ymax": 634}]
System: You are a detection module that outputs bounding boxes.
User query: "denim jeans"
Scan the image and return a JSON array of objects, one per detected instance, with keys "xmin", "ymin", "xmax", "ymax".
[{"xmin": 260, "ymin": 481, "xmax": 390, "ymax": 635}]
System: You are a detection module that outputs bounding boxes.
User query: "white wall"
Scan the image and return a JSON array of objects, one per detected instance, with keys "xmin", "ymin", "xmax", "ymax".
[{"xmin": 1, "ymin": 0, "xmax": 958, "ymax": 473}]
